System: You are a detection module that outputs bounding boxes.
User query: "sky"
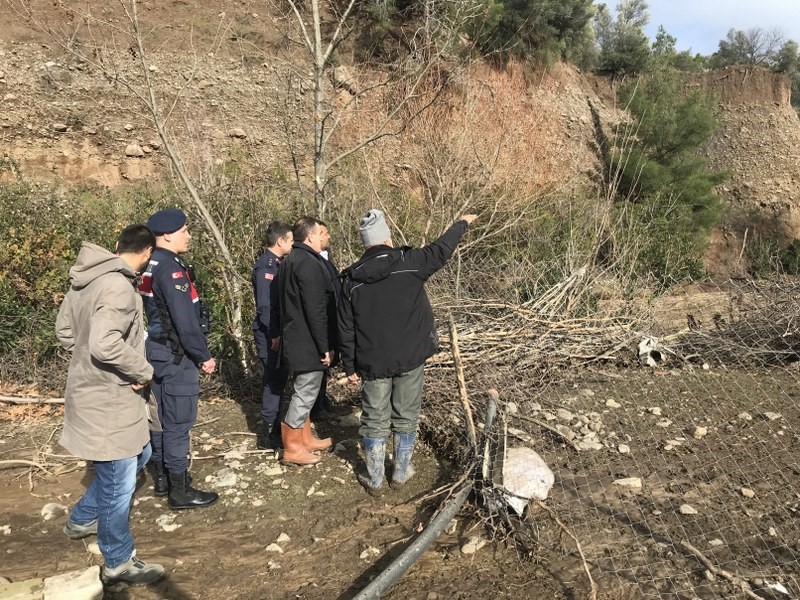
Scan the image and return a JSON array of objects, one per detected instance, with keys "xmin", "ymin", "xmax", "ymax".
[{"xmin": 636, "ymin": 0, "xmax": 800, "ymax": 56}]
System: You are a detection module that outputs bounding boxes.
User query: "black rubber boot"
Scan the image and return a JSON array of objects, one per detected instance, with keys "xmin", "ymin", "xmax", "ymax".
[
  {"xmin": 146, "ymin": 461, "xmax": 168, "ymax": 497},
  {"xmin": 168, "ymin": 471, "xmax": 218, "ymax": 510}
]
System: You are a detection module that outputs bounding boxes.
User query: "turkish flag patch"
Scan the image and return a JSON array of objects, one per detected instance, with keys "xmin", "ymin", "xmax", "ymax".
[
  {"xmin": 172, "ymin": 272, "xmax": 184, "ymax": 279},
  {"xmin": 264, "ymin": 273, "xmax": 274, "ymax": 280}
]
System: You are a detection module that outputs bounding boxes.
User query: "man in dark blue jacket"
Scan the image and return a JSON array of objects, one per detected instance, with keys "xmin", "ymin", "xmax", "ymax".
[
  {"xmin": 139, "ymin": 208, "xmax": 218, "ymax": 510},
  {"xmin": 338, "ymin": 209, "xmax": 477, "ymax": 495},
  {"xmin": 278, "ymin": 217, "xmax": 337, "ymax": 465},
  {"xmin": 251, "ymin": 221, "xmax": 293, "ymax": 449}
]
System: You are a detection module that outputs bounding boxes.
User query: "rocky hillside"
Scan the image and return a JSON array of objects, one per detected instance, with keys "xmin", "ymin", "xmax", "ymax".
[{"xmin": 0, "ymin": 4, "xmax": 799, "ymax": 274}]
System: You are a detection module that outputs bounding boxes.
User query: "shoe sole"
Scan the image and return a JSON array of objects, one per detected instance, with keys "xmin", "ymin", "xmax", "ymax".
[
  {"xmin": 168, "ymin": 496, "xmax": 219, "ymax": 510},
  {"xmin": 102, "ymin": 573, "xmax": 165, "ymax": 586}
]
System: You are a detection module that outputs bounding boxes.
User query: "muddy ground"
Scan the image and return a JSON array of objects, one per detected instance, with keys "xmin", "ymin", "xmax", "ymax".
[{"xmin": 2, "ymin": 366, "xmax": 800, "ymax": 599}]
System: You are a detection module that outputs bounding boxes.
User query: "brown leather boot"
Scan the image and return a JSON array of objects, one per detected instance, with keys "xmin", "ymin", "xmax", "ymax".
[
  {"xmin": 302, "ymin": 415, "xmax": 332, "ymax": 451},
  {"xmin": 281, "ymin": 422, "xmax": 320, "ymax": 466}
]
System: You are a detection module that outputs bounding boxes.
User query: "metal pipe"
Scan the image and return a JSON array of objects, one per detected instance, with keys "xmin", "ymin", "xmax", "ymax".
[{"xmin": 351, "ymin": 483, "xmax": 471, "ymax": 600}]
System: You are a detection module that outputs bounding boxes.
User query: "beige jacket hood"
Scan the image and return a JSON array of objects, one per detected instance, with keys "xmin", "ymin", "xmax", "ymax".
[{"xmin": 56, "ymin": 242, "xmax": 152, "ymax": 461}]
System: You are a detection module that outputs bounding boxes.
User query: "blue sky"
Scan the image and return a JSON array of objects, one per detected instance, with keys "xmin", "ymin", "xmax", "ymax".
[{"xmin": 634, "ymin": 0, "xmax": 800, "ymax": 55}]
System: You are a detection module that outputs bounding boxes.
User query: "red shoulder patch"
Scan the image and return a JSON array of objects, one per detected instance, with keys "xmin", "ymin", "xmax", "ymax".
[
  {"xmin": 172, "ymin": 271, "xmax": 185, "ymax": 279},
  {"xmin": 264, "ymin": 273, "xmax": 274, "ymax": 280}
]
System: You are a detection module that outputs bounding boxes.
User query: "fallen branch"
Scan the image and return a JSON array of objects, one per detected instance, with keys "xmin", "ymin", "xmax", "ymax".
[
  {"xmin": 0, "ymin": 395, "xmax": 64, "ymax": 405},
  {"xmin": 536, "ymin": 500, "xmax": 597, "ymax": 600},
  {"xmin": 0, "ymin": 459, "xmax": 54, "ymax": 476},
  {"xmin": 510, "ymin": 412, "xmax": 580, "ymax": 452},
  {"xmin": 449, "ymin": 314, "xmax": 477, "ymax": 450},
  {"xmin": 679, "ymin": 540, "xmax": 765, "ymax": 599}
]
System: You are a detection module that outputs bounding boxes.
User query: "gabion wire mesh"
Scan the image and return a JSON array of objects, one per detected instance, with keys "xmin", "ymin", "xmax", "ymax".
[{"xmin": 422, "ymin": 260, "xmax": 800, "ymax": 599}]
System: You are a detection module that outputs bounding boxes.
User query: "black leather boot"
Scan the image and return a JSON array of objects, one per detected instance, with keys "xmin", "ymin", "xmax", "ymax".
[
  {"xmin": 168, "ymin": 471, "xmax": 218, "ymax": 510},
  {"xmin": 256, "ymin": 418, "xmax": 283, "ymax": 450},
  {"xmin": 146, "ymin": 461, "xmax": 168, "ymax": 497}
]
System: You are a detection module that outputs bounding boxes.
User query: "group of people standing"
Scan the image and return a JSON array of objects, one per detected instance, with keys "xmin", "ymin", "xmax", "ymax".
[{"xmin": 55, "ymin": 206, "xmax": 476, "ymax": 587}]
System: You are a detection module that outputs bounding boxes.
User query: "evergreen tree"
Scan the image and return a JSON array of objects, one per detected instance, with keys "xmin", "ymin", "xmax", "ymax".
[{"xmin": 596, "ymin": 0, "xmax": 651, "ymax": 75}]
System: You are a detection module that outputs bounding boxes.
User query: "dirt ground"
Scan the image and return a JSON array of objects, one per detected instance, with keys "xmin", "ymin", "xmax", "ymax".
[{"xmin": 2, "ymin": 365, "xmax": 800, "ymax": 599}]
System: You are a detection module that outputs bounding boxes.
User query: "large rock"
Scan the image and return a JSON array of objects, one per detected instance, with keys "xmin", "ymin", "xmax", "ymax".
[
  {"xmin": 502, "ymin": 446, "xmax": 554, "ymax": 513},
  {"xmin": 0, "ymin": 578, "xmax": 44, "ymax": 600},
  {"xmin": 43, "ymin": 567, "xmax": 102, "ymax": 600}
]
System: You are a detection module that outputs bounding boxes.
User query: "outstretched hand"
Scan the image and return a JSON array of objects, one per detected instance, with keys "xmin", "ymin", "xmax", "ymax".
[{"xmin": 460, "ymin": 214, "xmax": 478, "ymax": 225}]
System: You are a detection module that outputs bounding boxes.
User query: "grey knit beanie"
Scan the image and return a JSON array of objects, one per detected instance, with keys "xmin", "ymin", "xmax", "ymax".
[{"xmin": 359, "ymin": 209, "xmax": 391, "ymax": 247}]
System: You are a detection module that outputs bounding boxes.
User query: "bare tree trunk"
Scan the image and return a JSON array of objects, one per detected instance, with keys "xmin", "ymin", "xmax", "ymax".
[
  {"xmin": 311, "ymin": 0, "xmax": 328, "ymax": 216},
  {"xmin": 127, "ymin": 0, "xmax": 248, "ymax": 370}
]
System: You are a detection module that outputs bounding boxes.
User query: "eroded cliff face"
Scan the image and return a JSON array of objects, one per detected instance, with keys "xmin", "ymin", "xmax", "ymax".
[
  {"xmin": 692, "ymin": 66, "xmax": 800, "ymax": 272},
  {"xmin": 0, "ymin": 3, "xmax": 798, "ymax": 275}
]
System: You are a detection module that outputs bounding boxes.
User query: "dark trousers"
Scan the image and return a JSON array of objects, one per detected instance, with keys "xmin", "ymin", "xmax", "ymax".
[
  {"xmin": 147, "ymin": 341, "xmax": 200, "ymax": 473},
  {"xmin": 260, "ymin": 349, "xmax": 287, "ymax": 423}
]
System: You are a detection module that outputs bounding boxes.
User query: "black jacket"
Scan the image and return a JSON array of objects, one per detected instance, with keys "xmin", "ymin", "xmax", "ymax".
[
  {"xmin": 278, "ymin": 242, "xmax": 338, "ymax": 372},
  {"xmin": 338, "ymin": 220, "xmax": 469, "ymax": 379},
  {"xmin": 251, "ymin": 249, "xmax": 281, "ymax": 358}
]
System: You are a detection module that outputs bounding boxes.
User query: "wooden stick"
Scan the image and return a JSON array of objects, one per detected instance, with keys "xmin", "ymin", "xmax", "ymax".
[
  {"xmin": 0, "ymin": 395, "xmax": 64, "ymax": 405},
  {"xmin": 449, "ymin": 314, "xmax": 477, "ymax": 450},
  {"xmin": 511, "ymin": 412, "xmax": 580, "ymax": 452},
  {"xmin": 679, "ymin": 540, "xmax": 765, "ymax": 599},
  {"xmin": 0, "ymin": 459, "xmax": 54, "ymax": 475},
  {"xmin": 536, "ymin": 500, "xmax": 597, "ymax": 600}
]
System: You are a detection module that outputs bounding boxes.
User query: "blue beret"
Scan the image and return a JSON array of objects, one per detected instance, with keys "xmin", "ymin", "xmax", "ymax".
[{"xmin": 147, "ymin": 208, "xmax": 187, "ymax": 235}]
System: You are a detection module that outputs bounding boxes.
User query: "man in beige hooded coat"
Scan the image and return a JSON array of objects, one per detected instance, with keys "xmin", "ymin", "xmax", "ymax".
[{"xmin": 56, "ymin": 225, "xmax": 165, "ymax": 586}]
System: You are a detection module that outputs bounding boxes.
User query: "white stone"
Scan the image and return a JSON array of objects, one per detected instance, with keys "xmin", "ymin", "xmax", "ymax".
[
  {"xmin": 223, "ymin": 450, "xmax": 245, "ymax": 460},
  {"xmin": 648, "ymin": 407, "xmax": 662, "ymax": 416},
  {"xmin": 43, "ymin": 566, "xmax": 103, "ymax": 600},
  {"xmin": 679, "ymin": 504, "xmax": 698, "ymax": 515},
  {"xmin": 228, "ymin": 128, "xmax": 247, "ymax": 139},
  {"xmin": 740, "ymin": 487, "xmax": 755, "ymax": 498},
  {"xmin": 277, "ymin": 533, "xmax": 290, "ymax": 543},
  {"xmin": 0, "ymin": 525, "xmax": 10, "ymax": 535},
  {"xmin": 359, "ymin": 546, "xmax": 381, "ymax": 559},
  {"xmin": 41, "ymin": 503, "xmax": 68, "ymax": 520},
  {"xmin": 212, "ymin": 469, "xmax": 238, "ymax": 488},
  {"xmin": 460, "ymin": 536, "xmax": 487, "ymax": 555},
  {"xmin": 263, "ymin": 465, "xmax": 284, "ymax": 477},
  {"xmin": 265, "ymin": 543, "xmax": 284, "ymax": 554},
  {"xmin": 52, "ymin": 123, "xmax": 68, "ymax": 132},
  {"xmin": 155, "ymin": 514, "xmax": 181, "ymax": 532},
  {"xmin": 556, "ymin": 409, "xmax": 574, "ymax": 421},
  {"xmin": 502, "ymin": 447, "xmax": 554, "ymax": 513},
  {"xmin": 690, "ymin": 426, "xmax": 708, "ymax": 440},
  {"xmin": 613, "ymin": 477, "xmax": 642, "ymax": 490},
  {"xmin": 605, "ymin": 399, "xmax": 621, "ymax": 408},
  {"xmin": 737, "ymin": 412, "xmax": 753, "ymax": 421},
  {"xmin": 617, "ymin": 444, "xmax": 630, "ymax": 454},
  {"xmin": 86, "ymin": 542, "xmax": 102, "ymax": 556},
  {"xmin": 762, "ymin": 412, "xmax": 782, "ymax": 421},
  {"xmin": 252, "ymin": 499, "xmax": 264, "ymax": 507},
  {"xmin": 708, "ymin": 538, "xmax": 723, "ymax": 547}
]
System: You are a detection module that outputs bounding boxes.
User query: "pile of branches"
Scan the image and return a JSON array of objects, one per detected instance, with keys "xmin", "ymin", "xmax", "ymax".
[{"xmin": 660, "ymin": 281, "xmax": 800, "ymax": 368}]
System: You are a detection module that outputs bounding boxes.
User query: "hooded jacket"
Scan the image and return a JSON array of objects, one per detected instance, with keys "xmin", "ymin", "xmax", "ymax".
[
  {"xmin": 56, "ymin": 242, "xmax": 152, "ymax": 461},
  {"xmin": 338, "ymin": 220, "xmax": 469, "ymax": 379}
]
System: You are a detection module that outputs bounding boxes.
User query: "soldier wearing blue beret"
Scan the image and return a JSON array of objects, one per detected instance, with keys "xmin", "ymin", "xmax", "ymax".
[{"xmin": 139, "ymin": 208, "xmax": 218, "ymax": 510}]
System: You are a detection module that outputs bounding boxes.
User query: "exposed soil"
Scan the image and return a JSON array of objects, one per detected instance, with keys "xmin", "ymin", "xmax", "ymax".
[{"xmin": 2, "ymin": 364, "xmax": 800, "ymax": 599}]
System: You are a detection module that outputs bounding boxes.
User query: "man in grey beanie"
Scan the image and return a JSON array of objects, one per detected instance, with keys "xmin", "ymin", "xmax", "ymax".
[{"xmin": 339, "ymin": 210, "xmax": 478, "ymax": 495}]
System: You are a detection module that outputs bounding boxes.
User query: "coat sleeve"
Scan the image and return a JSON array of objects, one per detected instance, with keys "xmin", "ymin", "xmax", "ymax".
[
  {"xmin": 296, "ymin": 260, "xmax": 330, "ymax": 355},
  {"xmin": 268, "ymin": 276, "xmax": 281, "ymax": 339},
  {"xmin": 408, "ymin": 220, "xmax": 469, "ymax": 280},
  {"xmin": 55, "ymin": 292, "xmax": 75, "ymax": 351},
  {"xmin": 337, "ymin": 280, "xmax": 356, "ymax": 375},
  {"xmin": 88, "ymin": 278, "xmax": 154, "ymax": 383}
]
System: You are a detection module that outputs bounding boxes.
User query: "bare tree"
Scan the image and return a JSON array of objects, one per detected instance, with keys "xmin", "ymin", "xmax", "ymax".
[
  {"xmin": 9, "ymin": 0, "xmax": 251, "ymax": 365},
  {"xmin": 711, "ymin": 27, "xmax": 786, "ymax": 68},
  {"xmin": 272, "ymin": 0, "xmax": 489, "ymax": 216}
]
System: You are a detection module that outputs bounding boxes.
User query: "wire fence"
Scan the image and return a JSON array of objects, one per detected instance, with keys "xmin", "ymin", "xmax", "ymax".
[{"xmin": 424, "ymin": 262, "xmax": 800, "ymax": 599}]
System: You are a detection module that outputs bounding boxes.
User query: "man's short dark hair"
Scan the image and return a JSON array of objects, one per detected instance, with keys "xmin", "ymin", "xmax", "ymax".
[
  {"xmin": 265, "ymin": 221, "xmax": 292, "ymax": 248},
  {"xmin": 292, "ymin": 216, "xmax": 324, "ymax": 243},
  {"xmin": 117, "ymin": 225, "xmax": 156, "ymax": 254}
]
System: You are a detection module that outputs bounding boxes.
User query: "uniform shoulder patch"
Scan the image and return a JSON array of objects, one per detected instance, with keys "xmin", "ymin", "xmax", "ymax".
[
  {"xmin": 172, "ymin": 271, "xmax": 185, "ymax": 279},
  {"xmin": 264, "ymin": 273, "xmax": 274, "ymax": 280}
]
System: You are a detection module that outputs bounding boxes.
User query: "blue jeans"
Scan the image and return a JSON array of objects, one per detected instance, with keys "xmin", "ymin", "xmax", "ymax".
[{"xmin": 69, "ymin": 443, "xmax": 151, "ymax": 569}]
